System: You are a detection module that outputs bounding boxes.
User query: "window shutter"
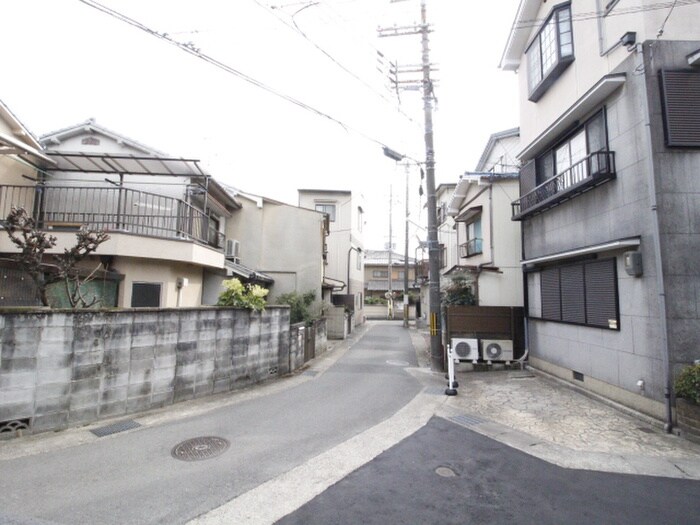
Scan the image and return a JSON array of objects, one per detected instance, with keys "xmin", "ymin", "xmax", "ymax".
[
  {"xmin": 560, "ymin": 264, "xmax": 586, "ymax": 323},
  {"xmin": 660, "ymin": 70, "xmax": 700, "ymax": 147},
  {"xmin": 540, "ymin": 267, "xmax": 561, "ymax": 321},
  {"xmin": 584, "ymin": 259, "xmax": 618, "ymax": 328}
]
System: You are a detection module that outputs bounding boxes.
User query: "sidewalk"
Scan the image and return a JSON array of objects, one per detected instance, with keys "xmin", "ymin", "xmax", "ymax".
[{"xmin": 410, "ymin": 327, "xmax": 700, "ymax": 479}]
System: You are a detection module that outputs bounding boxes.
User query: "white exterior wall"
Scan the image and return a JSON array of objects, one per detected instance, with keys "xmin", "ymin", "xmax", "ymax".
[{"xmin": 517, "ymin": 0, "xmax": 700, "ymax": 152}]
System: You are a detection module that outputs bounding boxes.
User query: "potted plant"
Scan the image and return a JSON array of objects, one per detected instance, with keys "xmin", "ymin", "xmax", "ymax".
[{"xmin": 675, "ymin": 363, "xmax": 700, "ymax": 441}]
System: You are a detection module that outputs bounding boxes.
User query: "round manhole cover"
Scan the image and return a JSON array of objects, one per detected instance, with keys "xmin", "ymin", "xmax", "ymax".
[
  {"xmin": 171, "ymin": 436, "xmax": 230, "ymax": 461},
  {"xmin": 386, "ymin": 360, "xmax": 410, "ymax": 367},
  {"xmin": 435, "ymin": 466, "xmax": 457, "ymax": 478}
]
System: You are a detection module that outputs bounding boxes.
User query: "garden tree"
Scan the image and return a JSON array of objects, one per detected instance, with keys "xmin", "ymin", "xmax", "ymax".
[
  {"xmin": 276, "ymin": 290, "xmax": 316, "ymax": 324},
  {"xmin": 217, "ymin": 278, "xmax": 268, "ymax": 311},
  {"xmin": 442, "ymin": 275, "xmax": 476, "ymax": 306},
  {"xmin": 4, "ymin": 207, "xmax": 110, "ymax": 308}
]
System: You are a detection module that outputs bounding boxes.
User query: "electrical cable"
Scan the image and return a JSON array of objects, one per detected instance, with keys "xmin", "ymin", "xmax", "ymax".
[{"xmin": 76, "ymin": 0, "xmax": 409, "ymax": 155}]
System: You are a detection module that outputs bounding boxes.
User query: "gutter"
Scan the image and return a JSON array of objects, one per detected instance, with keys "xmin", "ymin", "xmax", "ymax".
[{"xmin": 637, "ymin": 42, "xmax": 673, "ymax": 433}]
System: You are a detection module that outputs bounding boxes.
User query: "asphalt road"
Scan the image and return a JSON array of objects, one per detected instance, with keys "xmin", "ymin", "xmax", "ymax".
[
  {"xmin": 278, "ymin": 416, "xmax": 700, "ymax": 525},
  {"xmin": 0, "ymin": 323, "xmax": 422, "ymax": 525}
]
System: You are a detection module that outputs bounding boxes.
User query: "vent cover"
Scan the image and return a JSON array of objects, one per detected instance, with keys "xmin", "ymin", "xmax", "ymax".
[{"xmin": 660, "ymin": 69, "xmax": 700, "ymax": 147}]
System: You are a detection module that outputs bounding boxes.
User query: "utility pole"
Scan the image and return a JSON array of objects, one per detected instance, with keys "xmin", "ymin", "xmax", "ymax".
[
  {"xmin": 379, "ymin": 0, "xmax": 443, "ymax": 370},
  {"xmin": 403, "ymin": 162, "xmax": 410, "ymax": 329},
  {"xmin": 388, "ymin": 185, "xmax": 394, "ymax": 319}
]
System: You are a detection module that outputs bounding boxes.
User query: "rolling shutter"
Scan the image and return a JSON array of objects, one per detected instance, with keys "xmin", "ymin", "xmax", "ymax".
[
  {"xmin": 560, "ymin": 264, "xmax": 586, "ymax": 323},
  {"xmin": 540, "ymin": 267, "xmax": 561, "ymax": 321},
  {"xmin": 584, "ymin": 259, "xmax": 618, "ymax": 328}
]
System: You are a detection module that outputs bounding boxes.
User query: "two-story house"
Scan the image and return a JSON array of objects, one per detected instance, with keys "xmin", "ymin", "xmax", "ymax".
[
  {"xmin": 501, "ymin": 1, "xmax": 700, "ymax": 424},
  {"xmin": 363, "ymin": 249, "xmax": 417, "ymax": 301},
  {"xmin": 447, "ymin": 128, "xmax": 522, "ymax": 307},
  {"xmin": 32, "ymin": 119, "xmax": 240, "ymax": 308},
  {"xmin": 203, "ymin": 188, "xmax": 327, "ymax": 315},
  {"xmin": 298, "ymin": 189, "xmax": 365, "ymax": 325}
]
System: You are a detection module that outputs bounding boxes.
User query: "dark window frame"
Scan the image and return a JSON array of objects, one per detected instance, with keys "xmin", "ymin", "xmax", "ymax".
[
  {"xmin": 131, "ymin": 282, "xmax": 162, "ymax": 308},
  {"xmin": 535, "ymin": 108, "xmax": 609, "ymax": 185},
  {"xmin": 536, "ymin": 257, "xmax": 620, "ymax": 330},
  {"xmin": 526, "ymin": 2, "xmax": 575, "ymax": 102}
]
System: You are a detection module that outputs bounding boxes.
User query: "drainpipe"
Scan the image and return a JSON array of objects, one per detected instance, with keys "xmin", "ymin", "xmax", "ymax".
[{"xmin": 637, "ymin": 42, "xmax": 673, "ymax": 433}]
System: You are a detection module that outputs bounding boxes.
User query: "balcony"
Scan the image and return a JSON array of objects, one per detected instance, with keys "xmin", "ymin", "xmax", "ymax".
[
  {"xmin": 460, "ymin": 238, "xmax": 483, "ymax": 258},
  {"xmin": 512, "ymin": 151, "xmax": 616, "ymax": 220},
  {"xmin": 0, "ymin": 185, "xmax": 224, "ymax": 249}
]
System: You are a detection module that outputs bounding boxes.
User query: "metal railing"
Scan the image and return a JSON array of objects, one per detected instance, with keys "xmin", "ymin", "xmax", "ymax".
[
  {"xmin": 0, "ymin": 184, "xmax": 224, "ymax": 248},
  {"xmin": 460, "ymin": 238, "xmax": 483, "ymax": 258},
  {"xmin": 512, "ymin": 151, "xmax": 615, "ymax": 218}
]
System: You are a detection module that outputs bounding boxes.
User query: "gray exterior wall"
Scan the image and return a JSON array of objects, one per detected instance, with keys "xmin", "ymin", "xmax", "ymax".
[
  {"xmin": 0, "ymin": 307, "xmax": 293, "ymax": 435},
  {"xmin": 523, "ymin": 41, "xmax": 700, "ymax": 418}
]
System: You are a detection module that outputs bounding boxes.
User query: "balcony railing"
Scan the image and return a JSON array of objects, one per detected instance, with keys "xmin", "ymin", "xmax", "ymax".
[
  {"xmin": 512, "ymin": 151, "xmax": 616, "ymax": 220},
  {"xmin": 0, "ymin": 185, "xmax": 224, "ymax": 249},
  {"xmin": 460, "ymin": 238, "xmax": 483, "ymax": 258}
]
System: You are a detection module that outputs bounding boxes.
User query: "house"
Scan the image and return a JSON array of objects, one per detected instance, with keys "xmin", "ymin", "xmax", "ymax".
[
  {"xmin": 363, "ymin": 249, "xmax": 418, "ymax": 301},
  {"xmin": 201, "ymin": 188, "xmax": 327, "ymax": 316},
  {"xmin": 298, "ymin": 189, "xmax": 365, "ymax": 326},
  {"xmin": 446, "ymin": 129, "xmax": 522, "ymax": 307},
  {"xmin": 30, "ymin": 119, "xmax": 241, "ymax": 308},
  {"xmin": 501, "ymin": 1, "xmax": 700, "ymax": 423}
]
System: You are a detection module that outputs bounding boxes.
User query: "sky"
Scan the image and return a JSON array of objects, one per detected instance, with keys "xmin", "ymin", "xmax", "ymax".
[{"xmin": 1, "ymin": 0, "xmax": 521, "ymax": 252}]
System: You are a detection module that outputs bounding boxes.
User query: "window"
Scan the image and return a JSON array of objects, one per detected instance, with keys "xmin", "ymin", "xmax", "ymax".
[
  {"xmin": 538, "ymin": 258, "xmax": 619, "ymax": 329},
  {"xmin": 659, "ymin": 70, "xmax": 700, "ymax": 147},
  {"xmin": 131, "ymin": 282, "xmax": 161, "ymax": 308},
  {"xmin": 526, "ymin": 3, "xmax": 574, "ymax": 101},
  {"xmin": 535, "ymin": 110, "xmax": 608, "ymax": 186},
  {"xmin": 461, "ymin": 218, "xmax": 483, "ymax": 258},
  {"xmin": 373, "ymin": 270, "xmax": 388, "ymax": 278},
  {"xmin": 315, "ymin": 203, "xmax": 336, "ymax": 222}
]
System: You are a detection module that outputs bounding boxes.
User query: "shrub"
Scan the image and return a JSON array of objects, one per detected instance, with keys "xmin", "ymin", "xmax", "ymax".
[
  {"xmin": 442, "ymin": 276, "xmax": 476, "ymax": 306},
  {"xmin": 675, "ymin": 363, "xmax": 700, "ymax": 405},
  {"xmin": 276, "ymin": 290, "xmax": 316, "ymax": 324},
  {"xmin": 217, "ymin": 278, "xmax": 268, "ymax": 311}
]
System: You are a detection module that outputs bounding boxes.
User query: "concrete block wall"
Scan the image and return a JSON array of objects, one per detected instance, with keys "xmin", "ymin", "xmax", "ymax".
[
  {"xmin": 0, "ymin": 306, "xmax": 293, "ymax": 435},
  {"xmin": 325, "ymin": 306, "xmax": 347, "ymax": 340}
]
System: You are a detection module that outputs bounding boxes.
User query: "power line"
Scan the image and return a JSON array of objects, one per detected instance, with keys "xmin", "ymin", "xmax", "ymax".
[
  {"xmin": 76, "ymin": 0, "xmax": 405, "ymax": 153},
  {"xmin": 252, "ymin": 0, "xmax": 421, "ymax": 127},
  {"xmin": 512, "ymin": 0, "xmax": 700, "ymax": 30}
]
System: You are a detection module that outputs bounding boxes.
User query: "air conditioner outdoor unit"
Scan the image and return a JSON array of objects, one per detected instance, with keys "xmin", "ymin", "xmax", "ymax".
[
  {"xmin": 481, "ymin": 339, "xmax": 514, "ymax": 363},
  {"xmin": 450, "ymin": 338, "xmax": 479, "ymax": 362},
  {"xmin": 225, "ymin": 239, "xmax": 241, "ymax": 262}
]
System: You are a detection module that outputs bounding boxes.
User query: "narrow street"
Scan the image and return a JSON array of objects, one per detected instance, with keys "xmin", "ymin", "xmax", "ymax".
[
  {"xmin": 2, "ymin": 322, "xmax": 700, "ymax": 525},
  {"xmin": 0, "ymin": 322, "xmax": 422, "ymax": 525}
]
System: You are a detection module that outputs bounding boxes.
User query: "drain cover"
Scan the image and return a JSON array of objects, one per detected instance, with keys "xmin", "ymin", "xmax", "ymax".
[
  {"xmin": 435, "ymin": 466, "xmax": 457, "ymax": 478},
  {"xmin": 171, "ymin": 436, "xmax": 230, "ymax": 461}
]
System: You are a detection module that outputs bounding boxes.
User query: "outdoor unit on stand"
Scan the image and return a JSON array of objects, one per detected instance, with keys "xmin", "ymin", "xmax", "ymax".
[
  {"xmin": 450, "ymin": 338, "xmax": 479, "ymax": 363},
  {"xmin": 481, "ymin": 339, "xmax": 514, "ymax": 364},
  {"xmin": 225, "ymin": 239, "xmax": 241, "ymax": 263}
]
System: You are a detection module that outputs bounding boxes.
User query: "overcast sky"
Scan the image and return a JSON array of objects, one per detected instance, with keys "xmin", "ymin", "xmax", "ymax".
[{"xmin": 1, "ymin": 0, "xmax": 520, "ymax": 251}]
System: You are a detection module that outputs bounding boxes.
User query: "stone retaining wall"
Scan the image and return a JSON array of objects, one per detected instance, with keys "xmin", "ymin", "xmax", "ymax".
[{"xmin": 0, "ymin": 306, "xmax": 293, "ymax": 435}]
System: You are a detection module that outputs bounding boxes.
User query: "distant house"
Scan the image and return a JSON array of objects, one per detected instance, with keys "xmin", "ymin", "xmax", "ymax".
[
  {"xmin": 502, "ymin": 0, "xmax": 700, "ymax": 422},
  {"xmin": 363, "ymin": 249, "xmax": 417, "ymax": 301},
  {"xmin": 201, "ymin": 188, "xmax": 327, "ymax": 316},
  {"xmin": 298, "ymin": 189, "xmax": 365, "ymax": 326},
  {"xmin": 32, "ymin": 119, "xmax": 240, "ymax": 308},
  {"xmin": 446, "ymin": 128, "xmax": 522, "ymax": 307}
]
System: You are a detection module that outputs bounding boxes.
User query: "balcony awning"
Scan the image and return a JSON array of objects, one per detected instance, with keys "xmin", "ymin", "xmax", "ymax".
[
  {"xmin": 225, "ymin": 260, "xmax": 274, "ymax": 285},
  {"xmin": 521, "ymin": 237, "xmax": 641, "ymax": 267},
  {"xmin": 454, "ymin": 205, "xmax": 482, "ymax": 223},
  {"xmin": 322, "ymin": 276, "xmax": 345, "ymax": 291},
  {"xmin": 0, "ymin": 131, "xmax": 56, "ymax": 167},
  {"xmin": 46, "ymin": 151, "xmax": 207, "ymax": 176}
]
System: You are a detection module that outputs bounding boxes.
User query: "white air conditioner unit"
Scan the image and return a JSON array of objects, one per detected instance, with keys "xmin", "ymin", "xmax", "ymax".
[
  {"xmin": 450, "ymin": 338, "xmax": 479, "ymax": 362},
  {"xmin": 481, "ymin": 339, "xmax": 514, "ymax": 363},
  {"xmin": 225, "ymin": 239, "xmax": 241, "ymax": 262}
]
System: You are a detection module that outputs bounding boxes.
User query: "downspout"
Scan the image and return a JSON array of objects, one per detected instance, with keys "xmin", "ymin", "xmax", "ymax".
[{"xmin": 637, "ymin": 42, "xmax": 673, "ymax": 432}]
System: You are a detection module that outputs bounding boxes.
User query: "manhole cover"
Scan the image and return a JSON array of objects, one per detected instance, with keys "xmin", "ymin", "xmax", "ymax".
[
  {"xmin": 386, "ymin": 360, "xmax": 410, "ymax": 367},
  {"xmin": 171, "ymin": 436, "xmax": 230, "ymax": 461},
  {"xmin": 435, "ymin": 466, "xmax": 457, "ymax": 478}
]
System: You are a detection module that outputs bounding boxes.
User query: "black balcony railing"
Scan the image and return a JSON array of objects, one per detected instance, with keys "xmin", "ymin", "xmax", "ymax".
[
  {"xmin": 0, "ymin": 184, "xmax": 224, "ymax": 249},
  {"xmin": 512, "ymin": 151, "xmax": 616, "ymax": 220},
  {"xmin": 460, "ymin": 238, "xmax": 483, "ymax": 258}
]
